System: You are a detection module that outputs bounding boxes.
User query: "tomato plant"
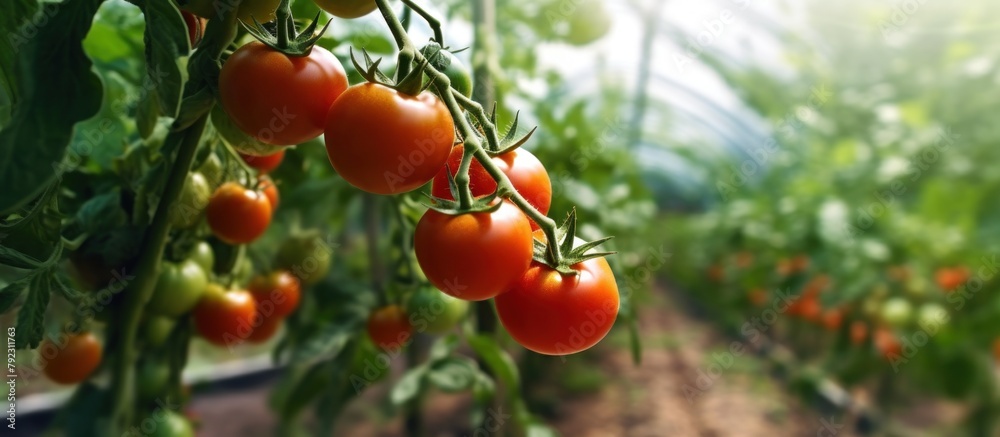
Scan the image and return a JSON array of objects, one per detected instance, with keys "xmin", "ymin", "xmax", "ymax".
[
  {"xmin": 325, "ymin": 83, "xmax": 454, "ymax": 194},
  {"xmin": 414, "ymin": 201, "xmax": 533, "ymax": 300},
  {"xmin": 220, "ymin": 42, "xmax": 348, "ymax": 145},
  {"xmin": 205, "ymin": 182, "xmax": 273, "ymax": 244}
]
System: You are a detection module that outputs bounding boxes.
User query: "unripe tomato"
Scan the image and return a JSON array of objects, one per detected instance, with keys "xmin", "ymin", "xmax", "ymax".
[
  {"xmin": 145, "ymin": 410, "xmax": 194, "ymax": 437},
  {"xmin": 205, "ymin": 182, "xmax": 272, "ymax": 244},
  {"xmin": 247, "ymin": 315, "xmax": 283, "ymax": 344},
  {"xmin": 879, "ymin": 297, "xmax": 912, "ymax": 328},
  {"xmin": 240, "ymin": 149, "xmax": 284, "ymax": 173},
  {"xmin": 325, "ymin": 83, "xmax": 454, "ymax": 194},
  {"xmin": 916, "ymin": 303, "xmax": 949, "ymax": 329},
  {"xmin": 258, "ymin": 175, "xmax": 279, "ymax": 210},
  {"xmin": 495, "ymin": 255, "xmax": 619, "ymax": 355},
  {"xmin": 367, "ymin": 305, "xmax": 412, "ymax": 351},
  {"xmin": 148, "ymin": 259, "xmax": 208, "ymax": 317},
  {"xmin": 564, "ymin": 0, "xmax": 611, "ymax": 46},
  {"xmin": 430, "ymin": 146, "xmax": 551, "ymax": 229},
  {"xmin": 197, "ymin": 153, "xmax": 224, "ymax": 189},
  {"xmin": 414, "ymin": 201, "xmax": 533, "ymax": 301},
  {"xmin": 143, "ymin": 316, "xmax": 176, "ymax": 348},
  {"xmin": 220, "ymin": 42, "xmax": 348, "ymax": 146},
  {"xmin": 406, "ymin": 288, "xmax": 469, "ymax": 334},
  {"xmin": 40, "ymin": 332, "xmax": 102, "ymax": 384},
  {"xmin": 314, "ymin": 0, "xmax": 377, "ymax": 18},
  {"xmin": 248, "ymin": 270, "xmax": 301, "ymax": 318},
  {"xmin": 274, "ymin": 231, "xmax": 333, "ymax": 285},
  {"xmin": 441, "ymin": 51, "xmax": 473, "ymax": 97},
  {"xmin": 179, "ymin": 0, "xmax": 280, "ymax": 23},
  {"xmin": 168, "ymin": 172, "xmax": 211, "ymax": 229},
  {"xmin": 188, "ymin": 241, "xmax": 215, "ymax": 274},
  {"xmin": 137, "ymin": 359, "xmax": 170, "ymax": 400},
  {"xmin": 194, "ymin": 285, "xmax": 258, "ymax": 347}
]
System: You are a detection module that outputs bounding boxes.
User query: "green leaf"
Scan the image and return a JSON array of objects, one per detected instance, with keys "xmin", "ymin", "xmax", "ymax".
[
  {"xmin": 0, "ymin": 0, "xmax": 105, "ymax": 214},
  {"xmin": 525, "ymin": 422, "xmax": 559, "ymax": 437},
  {"xmin": 15, "ymin": 272, "xmax": 51, "ymax": 349},
  {"xmin": 0, "ymin": 184, "xmax": 62, "ymax": 268},
  {"xmin": 289, "ymin": 319, "xmax": 361, "ymax": 364},
  {"xmin": 75, "ymin": 189, "xmax": 127, "ymax": 235},
  {"xmin": 389, "ymin": 365, "xmax": 426, "ymax": 405},
  {"xmin": 428, "ymin": 333, "xmax": 459, "ymax": 362},
  {"xmin": 467, "ymin": 334, "xmax": 520, "ymax": 389},
  {"xmin": 0, "ymin": 278, "xmax": 28, "ymax": 314},
  {"xmin": 0, "ymin": 0, "xmax": 39, "ymax": 119},
  {"xmin": 426, "ymin": 357, "xmax": 478, "ymax": 392},
  {"xmin": 142, "ymin": 0, "xmax": 189, "ymax": 118}
]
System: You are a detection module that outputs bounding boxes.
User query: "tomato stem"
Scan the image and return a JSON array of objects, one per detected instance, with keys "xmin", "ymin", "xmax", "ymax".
[{"xmin": 276, "ymin": 0, "xmax": 292, "ymax": 48}]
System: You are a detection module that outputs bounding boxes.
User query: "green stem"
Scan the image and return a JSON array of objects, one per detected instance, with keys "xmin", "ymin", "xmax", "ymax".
[
  {"xmin": 372, "ymin": 0, "xmax": 563, "ymax": 266},
  {"xmin": 276, "ymin": 0, "xmax": 292, "ymax": 48},
  {"xmin": 400, "ymin": 0, "xmax": 444, "ymax": 46},
  {"xmin": 363, "ymin": 194, "xmax": 387, "ymax": 304}
]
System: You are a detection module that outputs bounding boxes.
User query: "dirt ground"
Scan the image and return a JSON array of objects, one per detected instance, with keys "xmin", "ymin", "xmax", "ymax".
[{"xmin": 189, "ymin": 286, "xmax": 833, "ymax": 437}]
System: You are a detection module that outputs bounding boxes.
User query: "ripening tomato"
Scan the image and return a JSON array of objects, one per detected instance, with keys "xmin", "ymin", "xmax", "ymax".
[
  {"xmin": 274, "ymin": 231, "xmax": 333, "ymax": 285},
  {"xmin": 367, "ymin": 305, "xmax": 412, "ymax": 351},
  {"xmin": 414, "ymin": 201, "xmax": 533, "ymax": 301},
  {"xmin": 314, "ymin": 0, "xmax": 377, "ymax": 18},
  {"xmin": 146, "ymin": 410, "xmax": 195, "ymax": 437},
  {"xmin": 180, "ymin": 0, "xmax": 280, "ymax": 23},
  {"xmin": 495, "ymin": 256, "xmax": 619, "ymax": 355},
  {"xmin": 205, "ymin": 182, "xmax": 272, "ymax": 244},
  {"xmin": 220, "ymin": 42, "xmax": 348, "ymax": 145},
  {"xmin": 820, "ymin": 309, "xmax": 844, "ymax": 330},
  {"xmin": 935, "ymin": 266, "xmax": 970, "ymax": 292},
  {"xmin": 325, "ymin": 83, "xmax": 454, "ymax": 194},
  {"xmin": 849, "ymin": 320, "xmax": 868, "ymax": 346},
  {"xmin": 247, "ymin": 315, "xmax": 283, "ymax": 344},
  {"xmin": 258, "ymin": 175, "xmax": 279, "ymax": 210},
  {"xmin": 41, "ymin": 332, "xmax": 103, "ymax": 384},
  {"xmin": 193, "ymin": 284, "xmax": 258, "ymax": 347},
  {"xmin": 747, "ymin": 288, "xmax": 767, "ymax": 306},
  {"xmin": 240, "ymin": 149, "xmax": 284, "ymax": 173},
  {"xmin": 181, "ymin": 11, "xmax": 205, "ymax": 47},
  {"xmin": 430, "ymin": 146, "xmax": 551, "ymax": 228},
  {"xmin": 873, "ymin": 327, "xmax": 901, "ymax": 359},
  {"xmin": 248, "ymin": 270, "xmax": 301, "ymax": 318},
  {"xmin": 148, "ymin": 259, "xmax": 208, "ymax": 317}
]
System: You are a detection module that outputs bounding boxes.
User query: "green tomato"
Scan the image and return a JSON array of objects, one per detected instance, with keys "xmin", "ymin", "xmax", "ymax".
[
  {"xmin": 917, "ymin": 303, "xmax": 949, "ymax": 329},
  {"xmin": 168, "ymin": 172, "xmax": 211, "ymax": 229},
  {"xmin": 143, "ymin": 316, "xmax": 176, "ymax": 348},
  {"xmin": 146, "ymin": 410, "xmax": 194, "ymax": 437},
  {"xmin": 443, "ymin": 51, "xmax": 473, "ymax": 98},
  {"xmin": 314, "ymin": 0, "xmax": 377, "ymax": 19},
  {"xmin": 565, "ymin": 0, "xmax": 611, "ymax": 46},
  {"xmin": 137, "ymin": 359, "xmax": 170, "ymax": 400},
  {"xmin": 407, "ymin": 288, "xmax": 468, "ymax": 334},
  {"xmin": 148, "ymin": 259, "xmax": 208, "ymax": 317},
  {"xmin": 179, "ymin": 0, "xmax": 280, "ymax": 23},
  {"xmin": 189, "ymin": 241, "xmax": 215, "ymax": 274},
  {"xmin": 210, "ymin": 105, "xmax": 286, "ymax": 157},
  {"xmin": 275, "ymin": 231, "xmax": 333, "ymax": 285},
  {"xmin": 880, "ymin": 297, "xmax": 913, "ymax": 328},
  {"xmin": 197, "ymin": 153, "xmax": 224, "ymax": 189}
]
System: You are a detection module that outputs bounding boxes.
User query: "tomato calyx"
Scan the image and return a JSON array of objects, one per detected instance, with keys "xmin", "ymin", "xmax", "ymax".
[
  {"xmin": 534, "ymin": 209, "xmax": 615, "ymax": 275},
  {"xmin": 242, "ymin": 0, "xmax": 330, "ymax": 56},
  {"xmin": 426, "ymin": 188, "xmax": 503, "ymax": 216},
  {"xmin": 349, "ymin": 48, "xmax": 429, "ymax": 97},
  {"xmin": 457, "ymin": 98, "xmax": 537, "ymax": 156}
]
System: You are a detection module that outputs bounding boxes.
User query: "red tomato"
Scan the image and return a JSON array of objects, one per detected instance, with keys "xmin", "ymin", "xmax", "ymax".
[
  {"xmin": 414, "ymin": 201, "xmax": 533, "ymax": 301},
  {"xmin": 367, "ymin": 305, "xmax": 412, "ymax": 351},
  {"xmin": 850, "ymin": 320, "xmax": 868, "ymax": 345},
  {"xmin": 181, "ymin": 11, "xmax": 205, "ymax": 47},
  {"xmin": 247, "ymin": 316, "xmax": 283, "ymax": 344},
  {"xmin": 820, "ymin": 309, "xmax": 844, "ymax": 330},
  {"xmin": 495, "ymin": 255, "xmax": 619, "ymax": 355},
  {"xmin": 220, "ymin": 42, "xmax": 348, "ymax": 145},
  {"xmin": 205, "ymin": 182, "xmax": 272, "ymax": 244},
  {"xmin": 325, "ymin": 83, "xmax": 454, "ymax": 194},
  {"xmin": 240, "ymin": 149, "xmax": 284, "ymax": 173},
  {"xmin": 935, "ymin": 266, "xmax": 970, "ymax": 292},
  {"xmin": 430, "ymin": 145, "xmax": 551, "ymax": 228},
  {"xmin": 873, "ymin": 327, "xmax": 901, "ymax": 359},
  {"xmin": 40, "ymin": 332, "xmax": 102, "ymax": 384},
  {"xmin": 747, "ymin": 288, "xmax": 767, "ymax": 306},
  {"xmin": 258, "ymin": 175, "xmax": 280, "ymax": 210},
  {"xmin": 247, "ymin": 270, "xmax": 301, "ymax": 318},
  {"xmin": 193, "ymin": 285, "xmax": 258, "ymax": 347}
]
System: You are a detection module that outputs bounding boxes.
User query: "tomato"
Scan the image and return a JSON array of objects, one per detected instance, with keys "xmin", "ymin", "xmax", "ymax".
[
  {"xmin": 248, "ymin": 270, "xmax": 301, "ymax": 318},
  {"xmin": 180, "ymin": 11, "xmax": 205, "ymax": 47},
  {"xmin": 873, "ymin": 327, "xmax": 901, "ymax": 359},
  {"xmin": 495, "ymin": 255, "xmax": 619, "ymax": 355},
  {"xmin": 274, "ymin": 231, "xmax": 333, "ymax": 285},
  {"xmin": 211, "ymin": 105, "xmax": 287, "ymax": 156},
  {"xmin": 935, "ymin": 266, "xmax": 970, "ymax": 292},
  {"xmin": 430, "ymin": 146, "xmax": 551, "ymax": 228},
  {"xmin": 148, "ymin": 259, "xmax": 208, "ymax": 317},
  {"xmin": 564, "ymin": 0, "xmax": 611, "ymax": 46},
  {"xmin": 747, "ymin": 288, "xmax": 767, "ymax": 306},
  {"xmin": 197, "ymin": 152, "xmax": 224, "ymax": 189},
  {"xmin": 137, "ymin": 359, "xmax": 170, "ymax": 400},
  {"xmin": 442, "ymin": 51, "xmax": 473, "ymax": 97},
  {"xmin": 168, "ymin": 172, "xmax": 211, "ymax": 229},
  {"xmin": 146, "ymin": 411, "xmax": 194, "ymax": 437},
  {"xmin": 406, "ymin": 288, "xmax": 469, "ymax": 334},
  {"xmin": 367, "ymin": 305, "xmax": 412, "ymax": 351},
  {"xmin": 820, "ymin": 308, "xmax": 843, "ymax": 330},
  {"xmin": 205, "ymin": 182, "xmax": 272, "ymax": 244},
  {"xmin": 179, "ymin": 0, "xmax": 280, "ymax": 23},
  {"xmin": 325, "ymin": 83, "xmax": 455, "ymax": 194},
  {"xmin": 188, "ymin": 241, "xmax": 215, "ymax": 274},
  {"xmin": 247, "ymin": 315, "xmax": 283, "ymax": 344},
  {"xmin": 258, "ymin": 175, "xmax": 280, "ymax": 210},
  {"xmin": 143, "ymin": 316, "xmax": 176, "ymax": 348},
  {"xmin": 314, "ymin": 0, "xmax": 377, "ymax": 18},
  {"xmin": 707, "ymin": 264, "xmax": 724, "ymax": 283},
  {"xmin": 40, "ymin": 332, "xmax": 102, "ymax": 384},
  {"xmin": 220, "ymin": 42, "xmax": 347, "ymax": 146},
  {"xmin": 193, "ymin": 284, "xmax": 257, "ymax": 347},
  {"xmin": 849, "ymin": 320, "xmax": 868, "ymax": 345},
  {"xmin": 240, "ymin": 149, "xmax": 284, "ymax": 173},
  {"xmin": 414, "ymin": 201, "xmax": 532, "ymax": 301},
  {"xmin": 879, "ymin": 297, "xmax": 912, "ymax": 328},
  {"xmin": 917, "ymin": 303, "xmax": 948, "ymax": 328}
]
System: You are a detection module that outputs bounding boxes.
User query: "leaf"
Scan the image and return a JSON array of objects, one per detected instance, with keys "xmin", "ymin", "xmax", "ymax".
[
  {"xmin": 0, "ymin": 0, "xmax": 105, "ymax": 215},
  {"xmin": 428, "ymin": 333, "xmax": 459, "ymax": 362},
  {"xmin": 0, "ymin": 278, "xmax": 28, "ymax": 314},
  {"xmin": 426, "ymin": 357, "xmax": 478, "ymax": 392},
  {"xmin": 467, "ymin": 334, "xmax": 520, "ymax": 389},
  {"xmin": 142, "ymin": 0, "xmax": 189, "ymax": 118},
  {"xmin": 525, "ymin": 422, "xmax": 559, "ymax": 437},
  {"xmin": 0, "ymin": 184, "xmax": 62, "ymax": 269},
  {"xmin": 15, "ymin": 272, "xmax": 51, "ymax": 349},
  {"xmin": 75, "ymin": 189, "xmax": 127, "ymax": 235},
  {"xmin": 390, "ymin": 365, "xmax": 427, "ymax": 405},
  {"xmin": 0, "ymin": 0, "xmax": 39, "ymax": 117},
  {"xmin": 289, "ymin": 319, "xmax": 361, "ymax": 364}
]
